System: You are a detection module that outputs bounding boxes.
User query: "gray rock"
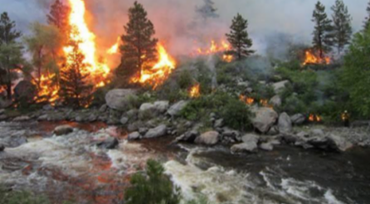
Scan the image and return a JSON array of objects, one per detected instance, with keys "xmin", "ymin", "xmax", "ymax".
[
  {"xmin": 310, "ymin": 129, "xmax": 324, "ymax": 137},
  {"xmin": 327, "ymin": 134, "xmax": 353, "ymax": 152},
  {"xmin": 278, "ymin": 112, "xmax": 292, "ymax": 133},
  {"xmin": 105, "ymin": 89, "xmax": 137, "ymax": 111},
  {"xmin": 195, "ymin": 131, "xmax": 219, "ymax": 146},
  {"xmin": 13, "ymin": 116, "xmax": 31, "ymax": 122},
  {"xmin": 140, "ymin": 103, "xmax": 155, "ymax": 112},
  {"xmin": 173, "ymin": 130, "xmax": 200, "ymax": 143},
  {"xmin": 290, "ymin": 114, "xmax": 306, "ymax": 125},
  {"xmin": 241, "ymin": 133, "xmax": 259, "ymax": 144},
  {"xmin": 138, "ymin": 128, "xmax": 149, "ymax": 135},
  {"xmin": 153, "ymin": 101, "xmax": 170, "ymax": 113},
  {"xmin": 97, "ymin": 137, "xmax": 119, "ymax": 149},
  {"xmin": 144, "ymin": 125, "xmax": 167, "ymax": 138},
  {"xmin": 14, "ymin": 80, "xmax": 37, "ymax": 103},
  {"xmin": 214, "ymin": 119, "xmax": 224, "ymax": 128},
  {"xmin": 54, "ymin": 125, "xmax": 74, "ymax": 136},
  {"xmin": 128, "ymin": 132, "xmax": 141, "ymax": 140},
  {"xmin": 252, "ymin": 107, "xmax": 278, "ymax": 133},
  {"xmin": 120, "ymin": 117, "xmax": 129, "ymax": 125},
  {"xmin": 231, "ymin": 142, "xmax": 258, "ymax": 153},
  {"xmin": 222, "ymin": 128, "xmax": 240, "ymax": 142},
  {"xmin": 260, "ymin": 142, "xmax": 274, "ymax": 151},
  {"xmin": 99, "ymin": 104, "xmax": 108, "ymax": 112},
  {"xmin": 0, "ymin": 109, "xmax": 5, "ymax": 115},
  {"xmin": 167, "ymin": 101, "xmax": 188, "ymax": 117},
  {"xmin": 269, "ymin": 95, "xmax": 282, "ymax": 107},
  {"xmin": 272, "ymin": 80, "xmax": 289, "ymax": 93},
  {"xmin": 127, "ymin": 121, "xmax": 145, "ymax": 132}
]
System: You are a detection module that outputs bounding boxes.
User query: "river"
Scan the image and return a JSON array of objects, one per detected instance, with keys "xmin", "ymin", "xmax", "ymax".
[{"xmin": 0, "ymin": 121, "xmax": 369, "ymax": 204}]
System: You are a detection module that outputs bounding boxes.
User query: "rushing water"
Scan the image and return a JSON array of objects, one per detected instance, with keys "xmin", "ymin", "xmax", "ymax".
[{"xmin": 0, "ymin": 121, "xmax": 369, "ymax": 204}]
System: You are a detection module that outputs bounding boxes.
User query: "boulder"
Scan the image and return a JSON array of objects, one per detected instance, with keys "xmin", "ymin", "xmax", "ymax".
[
  {"xmin": 290, "ymin": 114, "xmax": 306, "ymax": 125},
  {"xmin": 167, "ymin": 101, "xmax": 188, "ymax": 117},
  {"xmin": 252, "ymin": 108, "xmax": 278, "ymax": 133},
  {"xmin": 173, "ymin": 130, "xmax": 200, "ymax": 143},
  {"xmin": 195, "ymin": 131, "xmax": 219, "ymax": 146},
  {"xmin": 327, "ymin": 134, "xmax": 353, "ymax": 152},
  {"xmin": 153, "ymin": 101, "xmax": 170, "ymax": 113},
  {"xmin": 128, "ymin": 132, "xmax": 141, "ymax": 140},
  {"xmin": 0, "ymin": 109, "xmax": 4, "ymax": 115},
  {"xmin": 97, "ymin": 137, "xmax": 119, "ymax": 149},
  {"xmin": 278, "ymin": 112, "xmax": 292, "ymax": 133},
  {"xmin": 272, "ymin": 80, "xmax": 289, "ymax": 93},
  {"xmin": 310, "ymin": 129, "xmax": 325, "ymax": 137},
  {"xmin": 144, "ymin": 125, "xmax": 167, "ymax": 138},
  {"xmin": 120, "ymin": 117, "xmax": 129, "ymax": 125},
  {"xmin": 214, "ymin": 119, "xmax": 224, "ymax": 128},
  {"xmin": 222, "ymin": 128, "xmax": 240, "ymax": 143},
  {"xmin": 13, "ymin": 116, "xmax": 30, "ymax": 122},
  {"xmin": 139, "ymin": 103, "xmax": 155, "ymax": 112},
  {"xmin": 14, "ymin": 80, "xmax": 37, "ymax": 103},
  {"xmin": 105, "ymin": 89, "xmax": 137, "ymax": 111},
  {"xmin": 269, "ymin": 95, "xmax": 282, "ymax": 107},
  {"xmin": 241, "ymin": 133, "xmax": 259, "ymax": 144},
  {"xmin": 231, "ymin": 142, "xmax": 258, "ymax": 153},
  {"xmin": 260, "ymin": 142, "xmax": 274, "ymax": 151},
  {"xmin": 54, "ymin": 125, "xmax": 74, "ymax": 136},
  {"xmin": 267, "ymin": 126, "xmax": 279, "ymax": 136}
]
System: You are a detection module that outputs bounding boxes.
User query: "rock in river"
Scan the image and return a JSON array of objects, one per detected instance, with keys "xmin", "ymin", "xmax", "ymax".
[
  {"xmin": 252, "ymin": 107, "xmax": 278, "ymax": 133},
  {"xmin": 195, "ymin": 131, "xmax": 219, "ymax": 146},
  {"xmin": 105, "ymin": 89, "xmax": 137, "ymax": 111},
  {"xmin": 144, "ymin": 125, "xmax": 167, "ymax": 138},
  {"xmin": 54, "ymin": 125, "xmax": 74, "ymax": 136}
]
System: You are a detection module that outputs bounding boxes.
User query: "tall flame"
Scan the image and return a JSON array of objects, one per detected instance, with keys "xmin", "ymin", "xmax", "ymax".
[
  {"xmin": 132, "ymin": 43, "xmax": 176, "ymax": 89},
  {"xmin": 302, "ymin": 50, "xmax": 330, "ymax": 66},
  {"xmin": 64, "ymin": 0, "xmax": 110, "ymax": 87},
  {"xmin": 107, "ymin": 37, "xmax": 121, "ymax": 54},
  {"xmin": 196, "ymin": 40, "xmax": 231, "ymax": 55}
]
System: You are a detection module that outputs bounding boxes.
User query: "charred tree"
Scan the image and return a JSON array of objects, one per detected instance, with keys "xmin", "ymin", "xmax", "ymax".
[
  {"xmin": 116, "ymin": 1, "xmax": 158, "ymax": 86},
  {"xmin": 226, "ymin": 13, "xmax": 254, "ymax": 60},
  {"xmin": 59, "ymin": 40, "xmax": 92, "ymax": 108},
  {"xmin": 0, "ymin": 12, "xmax": 24, "ymax": 100},
  {"xmin": 331, "ymin": 0, "xmax": 352, "ymax": 55},
  {"xmin": 312, "ymin": 1, "xmax": 333, "ymax": 58}
]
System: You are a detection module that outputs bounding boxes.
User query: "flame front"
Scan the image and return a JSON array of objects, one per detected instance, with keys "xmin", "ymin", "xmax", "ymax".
[
  {"xmin": 189, "ymin": 84, "xmax": 200, "ymax": 98},
  {"xmin": 107, "ymin": 37, "xmax": 121, "ymax": 55},
  {"xmin": 240, "ymin": 95, "xmax": 255, "ymax": 105},
  {"xmin": 302, "ymin": 50, "xmax": 330, "ymax": 66},
  {"xmin": 132, "ymin": 43, "xmax": 176, "ymax": 89},
  {"xmin": 64, "ymin": 0, "xmax": 110, "ymax": 87},
  {"xmin": 34, "ymin": 74, "xmax": 59, "ymax": 104}
]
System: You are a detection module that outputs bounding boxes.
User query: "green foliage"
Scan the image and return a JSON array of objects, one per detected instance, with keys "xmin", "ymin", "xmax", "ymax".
[
  {"xmin": 178, "ymin": 70, "xmax": 193, "ymax": 90},
  {"xmin": 0, "ymin": 187, "xmax": 49, "ymax": 204},
  {"xmin": 219, "ymin": 98, "xmax": 252, "ymax": 131},
  {"xmin": 340, "ymin": 27, "xmax": 370, "ymax": 117},
  {"xmin": 312, "ymin": 1, "xmax": 333, "ymax": 57},
  {"xmin": 331, "ymin": 0, "xmax": 352, "ymax": 55},
  {"xmin": 125, "ymin": 159, "xmax": 181, "ymax": 204},
  {"xmin": 117, "ymin": 1, "xmax": 158, "ymax": 85},
  {"xmin": 185, "ymin": 195, "xmax": 210, "ymax": 204},
  {"xmin": 226, "ymin": 13, "xmax": 254, "ymax": 60},
  {"xmin": 280, "ymin": 95, "xmax": 308, "ymax": 115}
]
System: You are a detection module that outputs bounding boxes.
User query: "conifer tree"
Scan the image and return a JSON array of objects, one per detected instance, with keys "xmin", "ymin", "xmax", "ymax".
[
  {"xmin": 226, "ymin": 13, "xmax": 254, "ymax": 60},
  {"xmin": 47, "ymin": 0, "xmax": 69, "ymax": 32},
  {"xmin": 331, "ymin": 0, "xmax": 352, "ymax": 55},
  {"xmin": 59, "ymin": 37, "xmax": 92, "ymax": 108},
  {"xmin": 197, "ymin": 0, "xmax": 219, "ymax": 20},
  {"xmin": 117, "ymin": 1, "xmax": 158, "ymax": 84},
  {"xmin": 0, "ymin": 12, "xmax": 25, "ymax": 100},
  {"xmin": 364, "ymin": 1, "xmax": 370, "ymax": 31},
  {"xmin": 312, "ymin": 1, "xmax": 333, "ymax": 58}
]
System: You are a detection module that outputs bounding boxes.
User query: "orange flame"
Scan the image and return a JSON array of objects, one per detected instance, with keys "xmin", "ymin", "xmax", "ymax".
[
  {"xmin": 222, "ymin": 54, "xmax": 233, "ymax": 63},
  {"xmin": 64, "ymin": 0, "xmax": 110, "ymax": 88},
  {"xmin": 302, "ymin": 50, "xmax": 330, "ymax": 66},
  {"xmin": 189, "ymin": 84, "xmax": 200, "ymax": 98},
  {"xmin": 131, "ymin": 43, "xmax": 176, "ymax": 89},
  {"xmin": 107, "ymin": 37, "xmax": 121, "ymax": 54},
  {"xmin": 309, "ymin": 114, "xmax": 322, "ymax": 122},
  {"xmin": 33, "ymin": 74, "xmax": 59, "ymax": 105},
  {"xmin": 239, "ymin": 95, "xmax": 255, "ymax": 105},
  {"xmin": 196, "ymin": 40, "xmax": 231, "ymax": 55}
]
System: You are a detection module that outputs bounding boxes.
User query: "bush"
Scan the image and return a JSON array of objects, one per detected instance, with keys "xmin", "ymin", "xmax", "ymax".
[
  {"xmin": 219, "ymin": 98, "xmax": 252, "ymax": 131},
  {"xmin": 177, "ymin": 70, "xmax": 193, "ymax": 90},
  {"xmin": 124, "ymin": 160, "xmax": 181, "ymax": 204},
  {"xmin": 0, "ymin": 187, "xmax": 49, "ymax": 204}
]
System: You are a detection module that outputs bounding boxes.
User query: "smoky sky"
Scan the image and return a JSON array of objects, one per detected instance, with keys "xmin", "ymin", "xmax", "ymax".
[{"xmin": 0, "ymin": 0, "xmax": 368, "ymax": 55}]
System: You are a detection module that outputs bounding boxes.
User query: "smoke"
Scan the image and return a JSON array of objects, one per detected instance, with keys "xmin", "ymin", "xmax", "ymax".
[{"xmin": 0, "ymin": 0, "xmax": 368, "ymax": 57}]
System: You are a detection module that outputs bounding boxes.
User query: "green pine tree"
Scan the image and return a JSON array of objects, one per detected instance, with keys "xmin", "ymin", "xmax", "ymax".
[
  {"xmin": 0, "ymin": 12, "xmax": 25, "ymax": 100},
  {"xmin": 331, "ymin": 0, "xmax": 352, "ymax": 55},
  {"xmin": 312, "ymin": 1, "xmax": 333, "ymax": 58},
  {"xmin": 117, "ymin": 1, "xmax": 158, "ymax": 85},
  {"xmin": 226, "ymin": 13, "xmax": 254, "ymax": 60},
  {"xmin": 364, "ymin": 1, "xmax": 370, "ymax": 31},
  {"xmin": 59, "ymin": 37, "xmax": 92, "ymax": 108}
]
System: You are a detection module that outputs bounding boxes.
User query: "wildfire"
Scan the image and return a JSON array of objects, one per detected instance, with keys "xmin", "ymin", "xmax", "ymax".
[
  {"xmin": 33, "ymin": 74, "xmax": 59, "ymax": 104},
  {"xmin": 302, "ymin": 50, "xmax": 331, "ymax": 66},
  {"xmin": 223, "ymin": 54, "xmax": 233, "ymax": 63},
  {"xmin": 64, "ymin": 0, "xmax": 111, "ymax": 88},
  {"xmin": 240, "ymin": 95, "xmax": 255, "ymax": 105},
  {"xmin": 309, "ymin": 114, "xmax": 322, "ymax": 122},
  {"xmin": 131, "ymin": 43, "xmax": 176, "ymax": 89},
  {"xmin": 196, "ymin": 40, "xmax": 231, "ymax": 55},
  {"xmin": 189, "ymin": 84, "xmax": 200, "ymax": 98},
  {"xmin": 107, "ymin": 37, "xmax": 121, "ymax": 54}
]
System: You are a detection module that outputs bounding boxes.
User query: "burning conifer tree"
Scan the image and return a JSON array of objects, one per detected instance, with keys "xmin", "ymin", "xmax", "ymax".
[
  {"xmin": 47, "ymin": 0, "xmax": 70, "ymax": 33},
  {"xmin": 225, "ymin": 13, "xmax": 254, "ymax": 60},
  {"xmin": 312, "ymin": 1, "xmax": 333, "ymax": 58},
  {"xmin": 0, "ymin": 12, "xmax": 25, "ymax": 100},
  {"xmin": 59, "ymin": 39, "xmax": 92, "ymax": 108},
  {"xmin": 116, "ymin": 1, "xmax": 158, "ymax": 86},
  {"xmin": 331, "ymin": 0, "xmax": 352, "ymax": 55}
]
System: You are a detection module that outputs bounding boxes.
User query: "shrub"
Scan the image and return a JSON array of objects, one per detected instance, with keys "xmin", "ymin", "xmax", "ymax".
[
  {"xmin": 0, "ymin": 187, "xmax": 49, "ymax": 204},
  {"xmin": 124, "ymin": 159, "xmax": 181, "ymax": 204},
  {"xmin": 178, "ymin": 70, "xmax": 193, "ymax": 90},
  {"xmin": 219, "ymin": 98, "xmax": 253, "ymax": 131}
]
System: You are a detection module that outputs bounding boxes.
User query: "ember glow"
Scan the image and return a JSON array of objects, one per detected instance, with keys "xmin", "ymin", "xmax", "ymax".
[
  {"xmin": 309, "ymin": 114, "xmax": 322, "ymax": 122},
  {"xmin": 131, "ymin": 43, "xmax": 176, "ymax": 89},
  {"xmin": 223, "ymin": 54, "xmax": 233, "ymax": 63},
  {"xmin": 195, "ymin": 40, "xmax": 231, "ymax": 55},
  {"xmin": 302, "ymin": 50, "xmax": 331, "ymax": 66},
  {"xmin": 189, "ymin": 84, "xmax": 200, "ymax": 98},
  {"xmin": 33, "ymin": 74, "xmax": 59, "ymax": 104},
  {"xmin": 64, "ymin": 0, "xmax": 111, "ymax": 88},
  {"xmin": 240, "ymin": 95, "xmax": 255, "ymax": 105}
]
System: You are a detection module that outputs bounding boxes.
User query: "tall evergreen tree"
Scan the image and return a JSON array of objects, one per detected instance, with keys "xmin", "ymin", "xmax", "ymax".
[
  {"xmin": 312, "ymin": 1, "xmax": 333, "ymax": 58},
  {"xmin": 117, "ymin": 1, "xmax": 158, "ymax": 84},
  {"xmin": 364, "ymin": 1, "xmax": 370, "ymax": 30},
  {"xmin": 0, "ymin": 12, "xmax": 24, "ymax": 100},
  {"xmin": 197, "ymin": 0, "xmax": 219, "ymax": 20},
  {"xmin": 47, "ymin": 0, "xmax": 69, "ymax": 32},
  {"xmin": 225, "ymin": 13, "xmax": 254, "ymax": 60},
  {"xmin": 331, "ymin": 0, "xmax": 352, "ymax": 55},
  {"xmin": 59, "ymin": 37, "xmax": 92, "ymax": 108}
]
